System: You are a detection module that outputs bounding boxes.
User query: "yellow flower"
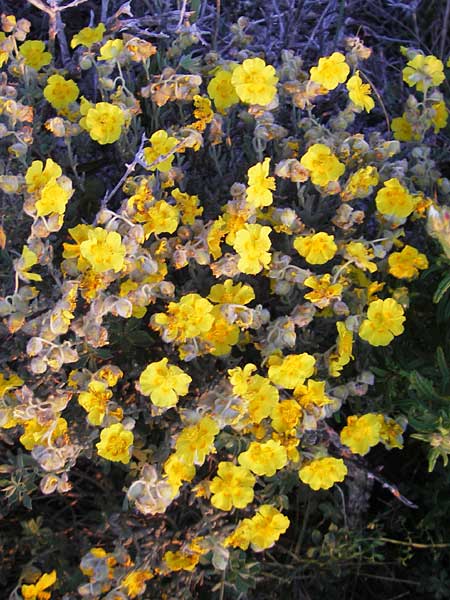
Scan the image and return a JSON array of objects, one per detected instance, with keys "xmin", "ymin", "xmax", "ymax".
[
  {"xmin": 207, "ymin": 68, "xmax": 239, "ymax": 112},
  {"xmin": 309, "ymin": 52, "xmax": 349, "ymax": 90},
  {"xmin": 304, "ymin": 273, "xmax": 343, "ymax": 308},
  {"xmin": 359, "ymin": 297, "xmax": 405, "ymax": 346},
  {"xmin": 144, "ymin": 130, "xmax": 179, "ymax": 172},
  {"xmin": 35, "ymin": 178, "xmax": 73, "ymax": 217},
  {"xmin": 388, "ymin": 245, "xmax": 428, "ymax": 279},
  {"xmin": 346, "ymin": 70, "xmax": 374, "ymax": 112},
  {"xmin": 299, "ymin": 457, "xmax": 347, "ymax": 490},
  {"xmin": 96, "ymin": 423, "xmax": 133, "ymax": 464},
  {"xmin": 62, "ymin": 223, "xmax": 93, "ymax": 270},
  {"xmin": 20, "ymin": 418, "xmax": 67, "ymax": 451},
  {"xmin": 208, "ymin": 279, "xmax": 255, "ymax": 305},
  {"xmin": 210, "ymin": 461, "xmax": 255, "ymax": 511},
  {"xmin": 202, "ymin": 305, "xmax": 240, "ymax": 356},
  {"xmin": 294, "ymin": 380, "xmax": 331, "ymax": 409},
  {"xmin": 268, "ymin": 353, "xmax": 315, "ymax": 389},
  {"xmin": 228, "ymin": 505, "xmax": 290, "ymax": 552},
  {"xmin": 98, "ymin": 38, "xmax": 124, "ymax": 61},
  {"xmin": 345, "ymin": 241, "xmax": 377, "ymax": 272},
  {"xmin": 80, "ymin": 227, "xmax": 126, "ymax": 273},
  {"xmin": 294, "ymin": 232, "xmax": 337, "ymax": 265},
  {"xmin": 172, "ymin": 188, "xmax": 203, "ymax": 225},
  {"xmin": 142, "ymin": 200, "xmax": 179, "ymax": 237},
  {"xmin": 231, "ymin": 57, "xmax": 278, "ymax": 105},
  {"xmin": 329, "ymin": 321, "xmax": 353, "ymax": 377},
  {"xmin": 379, "ymin": 417, "xmax": 404, "ymax": 450},
  {"xmin": 152, "ymin": 294, "xmax": 214, "ymax": 343},
  {"xmin": 175, "ymin": 416, "xmax": 219, "ymax": 465},
  {"xmin": 83, "ymin": 102, "xmax": 125, "ymax": 144},
  {"xmin": 340, "ymin": 413, "xmax": 384, "ymax": 455},
  {"xmin": 25, "ymin": 158, "xmax": 62, "ymax": 193},
  {"xmin": 21, "ymin": 570, "xmax": 57, "ymax": 600},
  {"xmin": 44, "ymin": 74, "xmax": 79, "ymax": 110},
  {"xmin": 232, "ymin": 223, "xmax": 272, "ymax": 274},
  {"xmin": 403, "ymin": 54, "xmax": 444, "ymax": 91},
  {"xmin": 78, "ymin": 380, "xmax": 112, "ymax": 426},
  {"xmin": 191, "ymin": 94, "xmax": 214, "ymax": 131},
  {"xmin": 16, "ymin": 246, "xmax": 42, "ymax": 282},
  {"xmin": 375, "ymin": 178, "xmax": 416, "ymax": 219},
  {"xmin": 138, "ymin": 358, "xmax": 191, "ymax": 408},
  {"xmin": 0, "ymin": 372, "xmax": 23, "ymax": 398},
  {"xmin": 391, "ymin": 114, "xmax": 421, "ymax": 142},
  {"xmin": 121, "ymin": 569, "xmax": 153, "ymax": 598},
  {"xmin": 163, "ymin": 452, "xmax": 196, "ymax": 492},
  {"xmin": 246, "ymin": 157, "xmax": 276, "ymax": 208},
  {"xmin": 342, "ymin": 166, "xmax": 379, "ymax": 201},
  {"xmin": 431, "ymin": 101, "xmax": 448, "ymax": 132},
  {"xmin": 0, "ymin": 32, "xmax": 11, "ymax": 68},
  {"xmin": 19, "ymin": 40, "xmax": 51, "ymax": 70},
  {"xmin": 71, "ymin": 23, "xmax": 106, "ymax": 49},
  {"xmin": 271, "ymin": 399, "xmax": 302, "ymax": 433},
  {"xmin": 164, "ymin": 550, "xmax": 200, "ymax": 572},
  {"xmin": 238, "ymin": 439, "xmax": 288, "ymax": 476},
  {"xmin": 300, "ymin": 143, "xmax": 345, "ymax": 187}
]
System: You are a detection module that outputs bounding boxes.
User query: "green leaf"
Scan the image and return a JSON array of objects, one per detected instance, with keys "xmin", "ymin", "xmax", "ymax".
[
  {"xmin": 433, "ymin": 273, "xmax": 450, "ymax": 303},
  {"xmin": 409, "ymin": 371, "xmax": 443, "ymax": 402},
  {"xmin": 437, "ymin": 346, "xmax": 450, "ymax": 390}
]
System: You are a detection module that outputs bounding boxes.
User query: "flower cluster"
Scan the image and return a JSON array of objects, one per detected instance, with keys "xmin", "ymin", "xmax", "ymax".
[{"xmin": 0, "ymin": 10, "xmax": 447, "ymax": 599}]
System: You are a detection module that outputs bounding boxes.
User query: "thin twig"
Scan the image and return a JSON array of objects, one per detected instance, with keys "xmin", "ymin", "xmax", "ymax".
[
  {"xmin": 102, "ymin": 133, "xmax": 147, "ymax": 208},
  {"xmin": 440, "ymin": 0, "xmax": 450, "ymax": 59}
]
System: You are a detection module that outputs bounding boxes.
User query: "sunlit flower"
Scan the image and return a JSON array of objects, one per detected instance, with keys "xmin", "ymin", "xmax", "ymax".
[
  {"xmin": 309, "ymin": 52, "xmax": 349, "ymax": 90},
  {"xmin": 300, "ymin": 143, "xmax": 345, "ymax": 187},
  {"xmin": 121, "ymin": 569, "xmax": 153, "ymax": 598},
  {"xmin": 340, "ymin": 413, "xmax": 384, "ymax": 455},
  {"xmin": 299, "ymin": 457, "xmax": 347, "ymax": 490},
  {"xmin": 294, "ymin": 232, "xmax": 337, "ymax": 265},
  {"xmin": 80, "ymin": 227, "xmax": 126, "ymax": 273},
  {"xmin": 375, "ymin": 178, "xmax": 416, "ymax": 219},
  {"xmin": 403, "ymin": 53, "xmax": 445, "ymax": 92},
  {"xmin": 344, "ymin": 241, "xmax": 377, "ymax": 272},
  {"xmin": 71, "ymin": 23, "xmax": 106, "ymax": 48},
  {"xmin": 96, "ymin": 423, "xmax": 133, "ymax": 464},
  {"xmin": 82, "ymin": 102, "xmax": 125, "ymax": 145},
  {"xmin": 175, "ymin": 416, "xmax": 219, "ymax": 465},
  {"xmin": 208, "ymin": 279, "xmax": 255, "ymax": 305},
  {"xmin": 207, "ymin": 68, "xmax": 239, "ymax": 112},
  {"xmin": 19, "ymin": 40, "xmax": 51, "ymax": 70},
  {"xmin": 164, "ymin": 550, "xmax": 200, "ymax": 572},
  {"xmin": 391, "ymin": 114, "xmax": 421, "ymax": 142},
  {"xmin": 359, "ymin": 297, "xmax": 405, "ymax": 346},
  {"xmin": 138, "ymin": 358, "xmax": 191, "ymax": 408},
  {"xmin": 25, "ymin": 159, "xmax": 62, "ymax": 193},
  {"xmin": 44, "ymin": 74, "xmax": 79, "ymax": 110},
  {"xmin": 304, "ymin": 273, "xmax": 343, "ymax": 308},
  {"xmin": 388, "ymin": 245, "xmax": 428, "ymax": 279},
  {"xmin": 210, "ymin": 461, "xmax": 255, "ymax": 510},
  {"xmin": 232, "ymin": 223, "xmax": 272, "ymax": 274},
  {"xmin": 238, "ymin": 439, "xmax": 287, "ymax": 476},
  {"xmin": 143, "ymin": 130, "xmax": 179, "ymax": 172},
  {"xmin": 20, "ymin": 418, "xmax": 67, "ymax": 451},
  {"xmin": 231, "ymin": 57, "xmax": 278, "ymax": 105},
  {"xmin": 346, "ymin": 70, "xmax": 374, "ymax": 112},
  {"xmin": 268, "ymin": 353, "xmax": 315, "ymax": 389},
  {"xmin": 21, "ymin": 570, "xmax": 57, "ymax": 600},
  {"xmin": 78, "ymin": 380, "xmax": 112, "ymax": 425},
  {"xmin": 98, "ymin": 38, "xmax": 125, "ymax": 61},
  {"xmin": 246, "ymin": 157, "xmax": 276, "ymax": 208},
  {"xmin": 342, "ymin": 166, "xmax": 379, "ymax": 201}
]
